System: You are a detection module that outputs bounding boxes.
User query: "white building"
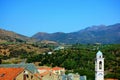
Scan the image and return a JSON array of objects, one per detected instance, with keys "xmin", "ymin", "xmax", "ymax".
[{"xmin": 95, "ymin": 51, "xmax": 104, "ymax": 80}]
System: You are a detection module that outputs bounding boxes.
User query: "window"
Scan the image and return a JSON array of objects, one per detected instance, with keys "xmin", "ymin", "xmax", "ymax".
[
  {"xmin": 31, "ymin": 75, "xmax": 33, "ymax": 79},
  {"xmin": 26, "ymin": 75, "xmax": 29, "ymax": 78}
]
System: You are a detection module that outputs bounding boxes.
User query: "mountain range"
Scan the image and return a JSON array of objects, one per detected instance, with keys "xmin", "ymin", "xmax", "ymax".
[
  {"xmin": 32, "ymin": 23, "xmax": 120, "ymax": 44},
  {"xmin": 0, "ymin": 23, "xmax": 120, "ymax": 44}
]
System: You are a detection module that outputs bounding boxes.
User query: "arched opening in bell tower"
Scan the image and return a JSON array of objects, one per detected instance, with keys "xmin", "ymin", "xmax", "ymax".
[{"xmin": 99, "ymin": 61, "xmax": 102, "ymax": 69}]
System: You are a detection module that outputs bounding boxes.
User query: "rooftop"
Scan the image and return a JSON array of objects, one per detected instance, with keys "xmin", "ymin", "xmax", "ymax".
[
  {"xmin": 0, "ymin": 63, "xmax": 38, "ymax": 74},
  {"xmin": 52, "ymin": 67, "xmax": 64, "ymax": 71},
  {"xmin": 38, "ymin": 67, "xmax": 51, "ymax": 71},
  {"xmin": 0, "ymin": 68, "xmax": 24, "ymax": 80},
  {"xmin": 96, "ymin": 50, "xmax": 103, "ymax": 56}
]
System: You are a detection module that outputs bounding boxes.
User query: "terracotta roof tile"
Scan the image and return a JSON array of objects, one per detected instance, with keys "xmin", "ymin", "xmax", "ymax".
[
  {"xmin": 0, "ymin": 68, "xmax": 24, "ymax": 80},
  {"xmin": 34, "ymin": 73, "xmax": 41, "ymax": 80},
  {"xmin": 52, "ymin": 67, "xmax": 64, "ymax": 71},
  {"xmin": 40, "ymin": 71, "xmax": 50, "ymax": 76},
  {"xmin": 38, "ymin": 67, "xmax": 51, "ymax": 71},
  {"xmin": 39, "ymin": 71, "xmax": 56, "ymax": 77}
]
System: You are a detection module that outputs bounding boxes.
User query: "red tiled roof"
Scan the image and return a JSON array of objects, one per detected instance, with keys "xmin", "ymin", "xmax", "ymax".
[
  {"xmin": 52, "ymin": 67, "xmax": 64, "ymax": 71},
  {"xmin": 38, "ymin": 67, "xmax": 51, "ymax": 71},
  {"xmin": 40, "ymin": 71, "xmax": 50, "ymax": 76},
  {"xmin": 39, "ymin": 71, "xmax": 56, "ymax": 77},
  {"xmin": 34, "ymin": 73, "xmax": 41, "ymax": 80},
  {"xmin": 0, "ymin": 68, "xmax": 24, "ymax": 80}
]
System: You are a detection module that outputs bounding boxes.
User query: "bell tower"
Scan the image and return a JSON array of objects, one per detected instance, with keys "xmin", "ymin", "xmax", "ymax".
[{"xmin": 95, "ymin": 51, "xmax": 104, "ymax": 80}]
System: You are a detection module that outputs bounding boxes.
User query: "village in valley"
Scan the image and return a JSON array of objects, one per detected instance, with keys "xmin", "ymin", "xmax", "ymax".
[
  {"xmin": 0, "ymin": 45, "xmax": 87, "ymax": 80},
  {"xmin": 0, "ymin": 43, "xmax": 119, "ymax": 80},
  {"xmin": 0, "ymin": 49, "xmax": 104, "ymax": 80},
  {"xmin": 0, "ymin": 0, "xmax": 120, "ymax": 80}
]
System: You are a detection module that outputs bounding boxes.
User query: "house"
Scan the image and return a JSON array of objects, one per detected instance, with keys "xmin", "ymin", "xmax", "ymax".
[
  {"xmin": 38, "ymin": 66, "xmax": 65, "ymax": 76},
  {"xmin": 68, "ymin": 73, "xmax": 80, "ymax": 80},
  {"xmin": 0, "ymin": 63, "xmax": 40, "ymax": 80},
  {"xmin": 61, "ymin": 75, "xmax": 67, "ymax": 80},
  {"xmin": 37, "ymin": 67, "xmax": 60, "ymax": 80},
  {"xmin": 0, "ymin": 67, "xmax": 24, "ymax": 80},
  {"xmin": 62, "ymin": 73, "xmax": 80, "ymax": 80},
  {"xmin": 52, "ymin": 67, "xmax": 65, "ymax": 75},
  {"xmin": 80, "ymin": 75, "xmax": 87, "ymax": 80},
  {"xmin": 39, "ymin": 71, "xmax": 57, "ymax": 80},
  {"xmin": 38, "ymin": 67, "xmax": 51, "ymax": 74},
  {"xmin": 0, "ymin": 63, "xmax": 38, "ymax": 74},
  {"xmin": 23, "ymin": 69, "xmax": 40, "ymax": 80}
]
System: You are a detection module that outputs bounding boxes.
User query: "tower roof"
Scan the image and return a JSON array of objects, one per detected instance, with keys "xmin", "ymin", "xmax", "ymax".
[{"xmin": 96, "ymin": 50, "xmax": 103, "ymax": 56}]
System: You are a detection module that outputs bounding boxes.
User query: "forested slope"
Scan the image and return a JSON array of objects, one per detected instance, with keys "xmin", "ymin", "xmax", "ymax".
[{"xmin": 27, "ymin": 44, "xmax": 120, "ymax": 80}]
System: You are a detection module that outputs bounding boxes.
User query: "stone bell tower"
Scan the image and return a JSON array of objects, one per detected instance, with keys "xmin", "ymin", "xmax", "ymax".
[{"xmin": 95, "ymin": 51, "xmax": 104, "ymax": 80}]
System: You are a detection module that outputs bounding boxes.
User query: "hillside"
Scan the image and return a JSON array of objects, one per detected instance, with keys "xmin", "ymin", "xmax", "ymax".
[
  {"xmin": 32, "ymin": 23, "xmax": 120, "ymax": 44},
  {"xmin": 0, "ymin": 29, "xmax": 58, "ymax": 63},
  {"xmin": 0, "ymin": 26, "xmax": 120, "ymax": 80},
  {"xmin": 26, "ymin": 44, "xmax": 120, "ymax": 80},
  {"xmin": 0, "ymin": 43, "xmax": 50, "ymax": 57},
  {"xmin": 0, "ymin": 29, "xmax": 36, "ymax": 43}
]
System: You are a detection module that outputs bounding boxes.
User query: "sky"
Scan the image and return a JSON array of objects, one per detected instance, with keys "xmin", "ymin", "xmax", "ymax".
[{"xmin": 0, "ymin": 0, "xmax": 120, "ymax": 37}]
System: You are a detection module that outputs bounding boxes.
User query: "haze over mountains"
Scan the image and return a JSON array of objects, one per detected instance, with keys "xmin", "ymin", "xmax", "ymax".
[{"xmin": 0, "ymin": 23, "xmax": 120, "ymax": 44}]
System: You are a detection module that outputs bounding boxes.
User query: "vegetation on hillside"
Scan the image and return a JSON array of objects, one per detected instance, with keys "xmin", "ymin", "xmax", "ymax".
[
  {"xmin": 0, "ymin": 42, "xmax": 52, "ymax": 63},
  {"xmin": 26, "ymin": 44, "xmax": 120, "ymax": 80},
  {"xmin": 0, "ymin": 40, "xmax": 120, "ymax": 80}
]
